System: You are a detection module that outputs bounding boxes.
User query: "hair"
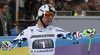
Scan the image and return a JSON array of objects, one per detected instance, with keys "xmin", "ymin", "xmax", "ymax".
[{"xmin": 0, "ymin": 1, "xmax": 8, "ymax": 9}]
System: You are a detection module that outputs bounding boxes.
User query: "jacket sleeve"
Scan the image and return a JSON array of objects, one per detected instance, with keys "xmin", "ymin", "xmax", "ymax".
[
  {"xmin": 8, "ymin": 28, "xmax": 28, "ymax": 49},
  {"xmin": 55, "ymin": 27, "xmax": 86, "ymax": 40}
]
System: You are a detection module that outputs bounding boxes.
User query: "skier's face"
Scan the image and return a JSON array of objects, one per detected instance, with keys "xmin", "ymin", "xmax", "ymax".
[
  {"xmin": 42, "ymin": 11, "xmax": 54, "ymax": 25},
  {"xmin": 42, "ymin": 15, "xmax": 52, "ymax": 26}
]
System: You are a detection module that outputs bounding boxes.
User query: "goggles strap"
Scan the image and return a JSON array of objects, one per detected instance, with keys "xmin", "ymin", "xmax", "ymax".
[{"xmin": 39, "ymin": 14, "xmax": 48, "ymax": 28}]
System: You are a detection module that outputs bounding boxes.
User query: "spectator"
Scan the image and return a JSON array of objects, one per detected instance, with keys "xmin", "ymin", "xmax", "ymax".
[
  {"xmin": 49, "ymin": 0, "xmax": 55, "ymax": 8},
  {"xmin": 73, "ymin": 5, "xmax": 85, "ymax": 16},
  {"xmin": 88, "ymin": 1, "xmax": 95, "ymax": 11},
  {"xmin": 55, "ymin": 1, "xmax": 64, "ymax": 11},
  {"xmin": 80, "ymin": 2, "xmax": 89, "ymax": 11},
  {"xmin": 95, "ymin": 2, "xmax": 100, "ymax": 11},
  {"xmin": 98, "ymin": 0, "xmax": 100, "ymax": 2},
  {"xmin": 0, "ymin": 1, "xmax": 11, "ymax": 36},
  {"xmin": 64, "ymin": 1, "xmax": 73, "ymax": 11},
  {"xmin": 94, "ymin": 0, "xmax": 99, "ymax": 4},
  {"xmin": 41, "ymin": 0, "xmax": 48, "ymax": 5}
]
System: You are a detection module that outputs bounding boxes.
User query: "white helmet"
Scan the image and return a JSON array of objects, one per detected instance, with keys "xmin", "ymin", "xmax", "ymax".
[
  {"xmin": 38, "ymin": 4, "xmax": 56, "ymax": 20},
  {"xmin": 38, "ymin": 4, "xmax": 56, "ymax": 28}
]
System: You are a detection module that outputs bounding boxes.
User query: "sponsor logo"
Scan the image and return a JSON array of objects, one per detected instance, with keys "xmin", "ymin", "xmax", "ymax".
[
  {"xmin": 31, "ymin": 34, "xmax": 54, "ymax": 38},
  {"xmin": 33, "ymin": 49, "xmax": 53, "ymax": 52}
]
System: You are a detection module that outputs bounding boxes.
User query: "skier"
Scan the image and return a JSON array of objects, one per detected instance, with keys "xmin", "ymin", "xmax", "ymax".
[{"xmin": 1, "ymin": 4, "xmax": 96, "ymax": 55}]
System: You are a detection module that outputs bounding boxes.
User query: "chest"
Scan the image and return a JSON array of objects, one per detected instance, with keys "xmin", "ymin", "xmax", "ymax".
[{"xmin": 27, "ymin": 29, "xmax": 57, "ymax": 49}]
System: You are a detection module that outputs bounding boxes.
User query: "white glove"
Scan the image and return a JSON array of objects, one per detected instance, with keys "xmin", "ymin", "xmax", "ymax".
[
  {"xmin": 1, "ymin": 41, "xmax": 9, "ymax": 50},
  {"xmin": 84, "ymin": 28, "xmax": 96, "ymax": 38}
]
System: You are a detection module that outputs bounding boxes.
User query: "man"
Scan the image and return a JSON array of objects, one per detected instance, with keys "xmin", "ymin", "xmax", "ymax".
[
  {"xmin": 0, "ymin": 1, "xmax": 11, "ymax": 36},
  {"xmin": 1, "ymin": 4, "xmax": 96, "ymax": 55},
  {"xmin": 74, "ymin": 5, "xmax": 85, "ymax": 16},
  {"xmin": 95, "ymin": 2, "xmax": 100, "ymax": 11},
  {"xmin": 49, "ymin": 0, "xmax": 55, "ymax": 8}
]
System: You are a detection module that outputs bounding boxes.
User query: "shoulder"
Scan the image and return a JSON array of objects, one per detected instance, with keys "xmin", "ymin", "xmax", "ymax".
[
  {"xmin": 22, "ymin": 26, "xmax": 35, "ymax": 31},
  {"xmin": 54, "ymin": 27, "xmax": 62, "ymax": 29},
  {"xmin": 27, "ymin": 26, "xmax": 35, "ymax": 29},
  {"xmin": 48, "ymin": 25, "xmax": 63, "ymax": 30},
  {"xmin": 54, "ymin": 27, "xmax": 66, "ymax": 32}
]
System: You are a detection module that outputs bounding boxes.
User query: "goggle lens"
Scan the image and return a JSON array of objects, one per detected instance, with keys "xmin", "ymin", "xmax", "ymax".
[{"xmin": 44, "ymin": 11, "xmax": 54, "ymax": 20}]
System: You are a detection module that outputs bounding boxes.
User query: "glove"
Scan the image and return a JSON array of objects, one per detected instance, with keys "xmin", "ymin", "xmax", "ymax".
[
  {"xmin": 83, "ymin": 28, "xmax": 96, "ymax": 38},
  {"xmin": 1, "ymin": 41, "xmax": 9, "ymax": 50}
]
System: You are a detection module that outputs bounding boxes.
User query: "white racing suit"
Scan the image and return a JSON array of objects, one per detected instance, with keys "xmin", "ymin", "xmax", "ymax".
[{"xmin": 8, "ymin": 24, "xmax": 86, "ymax": 55}]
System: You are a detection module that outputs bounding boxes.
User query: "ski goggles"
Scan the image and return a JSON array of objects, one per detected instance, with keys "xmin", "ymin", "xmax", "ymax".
[{"xmin": 44, "ymin": 11, "xmax": 55, "ymax": 20}]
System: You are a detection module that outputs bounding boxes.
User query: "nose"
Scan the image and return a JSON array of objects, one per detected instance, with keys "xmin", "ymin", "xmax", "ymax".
[
  {"xmin": 48, "ymin": 18, "xmax": 52, "ymax": 20},
  {"xmin": 48, "ymin": 16, "xmax": 53, "ymax": 20}
]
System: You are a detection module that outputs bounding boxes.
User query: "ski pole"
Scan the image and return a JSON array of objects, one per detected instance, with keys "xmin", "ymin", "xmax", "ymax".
[
  {"xmin": 88, "ymin": 37, "xmax": 92, "ymax": 55},
  {"xmin": 4, "ymin": 41, "xmax": 7, "ymax": 55},
  {"xmin": 4, "ymin": 50, "xmax": 6, "ymax": 55}
]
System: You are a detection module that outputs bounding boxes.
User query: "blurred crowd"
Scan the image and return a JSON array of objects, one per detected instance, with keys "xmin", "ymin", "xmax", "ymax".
[
  {"xmin": 18, "ymin": 0, "xmax": 100, "ymax": 19},
  {"xmin": 0, "ymin": 0, "xmax": 100, "ymax": 29}
]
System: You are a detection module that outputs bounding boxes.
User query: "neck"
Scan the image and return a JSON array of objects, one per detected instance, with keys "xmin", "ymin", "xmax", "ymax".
[
  {"xmin": 37, "ymin": 19, "xmax": 44, "ymax": 28},
  {"xmin": 0, "ymin": 12, "xmax": 5, "ymax": 16}
]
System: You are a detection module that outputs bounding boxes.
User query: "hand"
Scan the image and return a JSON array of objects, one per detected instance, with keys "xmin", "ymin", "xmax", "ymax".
[
  {"xmin": 1, "ymin": 41, "xmax": 9, "ymax": 50},
  {"xmin": 84, "ymin": 28, "xmax": 96, "ymax": 38}
]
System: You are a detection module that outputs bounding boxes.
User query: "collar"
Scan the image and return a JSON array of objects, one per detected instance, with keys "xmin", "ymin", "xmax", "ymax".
[
  {"xmin": 35, "ymin": 24, "xmax": 47, "ymax": 32},
  {"xmin": 35, "ymin": 24, "xmax": 53, "ymax": 32},
  {"xmin": 0, "ymin": 13, "xmax": 7, "ymax": 20},
  {"xmin": 35, "ymin": 24, "xmax": 44, "ymax": 29}
]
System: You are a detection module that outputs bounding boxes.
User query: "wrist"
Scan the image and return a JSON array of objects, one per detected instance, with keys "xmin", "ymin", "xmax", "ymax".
[{"xmin": 83, "ymin": 29, "xmax": 89, "ymax": 36}]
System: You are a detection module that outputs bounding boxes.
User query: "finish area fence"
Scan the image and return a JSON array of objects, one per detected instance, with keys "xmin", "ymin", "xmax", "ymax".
[
  {"xmin": 0, "ymin": 34, "xmax": 100, "ymax": 55},
  {"xmin": 53, "ymin": 16, "xmax": 100, "ymax": 34}
]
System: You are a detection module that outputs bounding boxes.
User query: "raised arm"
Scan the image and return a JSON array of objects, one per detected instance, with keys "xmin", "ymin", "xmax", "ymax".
[
  {"xmin": 1, "ymin": 29, "xmax": 28, "ymax": 50},
  {"xmin": 55, "ymin": 27, "xmax": 96, "ymax": 40}
]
